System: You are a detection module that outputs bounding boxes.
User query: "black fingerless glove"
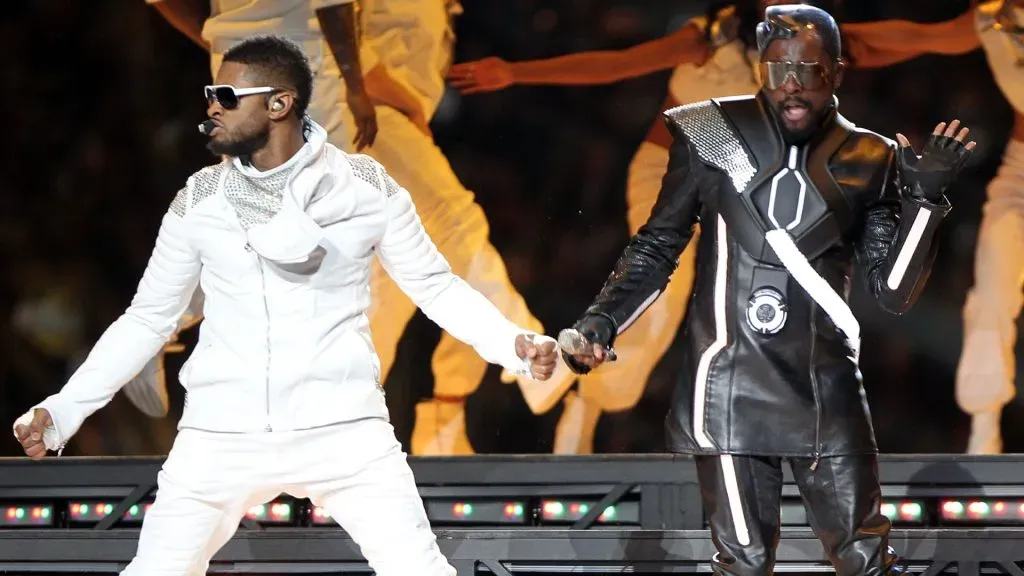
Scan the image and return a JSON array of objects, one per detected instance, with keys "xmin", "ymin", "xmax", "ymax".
[
  {"xmin": 560, "ymin": 313, "xmax": 617, "ymax": 375},
  {"xmin": 899, "ymin": 134, "xmax": 971, "ymax": 203}
]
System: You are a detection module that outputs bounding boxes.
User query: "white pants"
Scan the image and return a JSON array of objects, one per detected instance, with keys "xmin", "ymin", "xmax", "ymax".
[
  {"xmin": 121, "ymin": 418, "xmax": 454, "ymax": 576},
  {"xmin": 957, "ymin": 138, "xmax": 1024, "ymax": 453},
  {"xmin": 580, "ymin": 142, "xmax": 699, "ymax": 412}
]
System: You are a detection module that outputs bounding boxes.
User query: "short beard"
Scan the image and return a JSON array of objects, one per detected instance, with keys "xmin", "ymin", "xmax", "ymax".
[
  {"xmin": 780, "ymin": 119, "xmax": 820, "ymax": 145},
  {"xmin": 774, "ymin": 98, "xmax": 830, "ymax": 145},
  {"xmin": 207, "ymin": 125, "xmax": 270, "ymax": 159}
]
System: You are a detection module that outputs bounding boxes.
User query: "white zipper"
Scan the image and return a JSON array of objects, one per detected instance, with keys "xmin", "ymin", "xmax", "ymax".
[
  {"xmin": 356, "ymin": 331, "xmax": 383, "ymax": 393},
  {"xmin": 248, "ymin": 242, "xmax": 273, "ymax": 432}
]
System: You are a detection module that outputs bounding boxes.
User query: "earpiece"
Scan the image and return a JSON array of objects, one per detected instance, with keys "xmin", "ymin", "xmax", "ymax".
[{"xmin": 271, "ymin": 100, "xmax": 285, "ymax": 111}]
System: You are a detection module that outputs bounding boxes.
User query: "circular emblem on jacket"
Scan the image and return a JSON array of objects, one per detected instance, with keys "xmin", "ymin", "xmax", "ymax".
[{"xmin": 746, "ymin": 287, "xmax": 787, "ymax": 335}]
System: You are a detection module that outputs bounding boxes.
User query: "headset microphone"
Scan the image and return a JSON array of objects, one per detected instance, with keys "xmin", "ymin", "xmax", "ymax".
[{"xmin": 198, "ymin": 120, "xmax": 218, "ymax": 135}]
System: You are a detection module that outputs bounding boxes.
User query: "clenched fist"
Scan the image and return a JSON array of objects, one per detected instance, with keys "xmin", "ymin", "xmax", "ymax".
[
  {"xmin": 13, "ymin": 408, "xmax": 54, "ymax": 460},
  {"xmin": 515, "ymin": 334, "xmax": 558, "ymax": 380}
]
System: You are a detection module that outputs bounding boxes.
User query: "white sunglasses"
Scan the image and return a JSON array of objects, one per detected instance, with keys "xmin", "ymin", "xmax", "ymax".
[{"xmin": 204, "ymin": 85, "xmax": 277, "ymax": 109}]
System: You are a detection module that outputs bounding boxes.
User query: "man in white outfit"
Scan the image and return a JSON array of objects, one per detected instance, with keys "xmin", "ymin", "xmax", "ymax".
[
  {"xmin": 136, "ymin": 0, "xmax": 576, "ymax": 454},
  {"xmin": 127, "ymin": 0, "xmax": 379, "ymax": 417},
  {"xmin": 13, "ymin": 36, "xmax": 559, "ymax": 575}
]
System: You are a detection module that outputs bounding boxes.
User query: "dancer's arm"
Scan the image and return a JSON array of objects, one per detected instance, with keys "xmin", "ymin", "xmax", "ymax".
[
  {"xmin": 447, "ymin": 21, "xmax": 708, "ymax": 93},
  {"xmin": 317, "ymin": 1, "xmax": 378, "ymax": 149},
  {"xmin": 369, "ymin": 160, "xmax": 554, "ymax": 377},
  {"xmin": 316, "ymin": 1, "xmax": 369, "ymax": 91},
  {"xmin": 363, "ymin": 65, "xmax": 432, "ymax": 136},
  {"xmin": 855, "ymin": 122, "xmax": 972, "ymax": 314},
  {"xmin": 17, "ymin": 191, "xmax": 202, "ymax": 453},
  {"xmin": 842, "ymin": 8, "xmax": 979, "ymax": 69},
  {"xmin": 146, "ymin": 0, "xmax": 210, "ymax": 52}
]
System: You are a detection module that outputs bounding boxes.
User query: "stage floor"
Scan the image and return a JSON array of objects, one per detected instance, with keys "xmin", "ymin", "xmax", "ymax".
[
  {"xmin": 0, "ymin": 527, "xmax": 1023, "ymax": 574},
  {"xmin": 2, "ymin": 455, "xmax": 1024, "ymax": 574}
]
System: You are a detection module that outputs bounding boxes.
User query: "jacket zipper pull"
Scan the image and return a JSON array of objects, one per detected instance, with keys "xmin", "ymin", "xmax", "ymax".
[{"xmin": 810, "ymin": 455, "xmax": 820, "ymax": 471}]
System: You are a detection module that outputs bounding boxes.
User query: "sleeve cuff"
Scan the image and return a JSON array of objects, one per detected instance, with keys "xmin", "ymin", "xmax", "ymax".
[
  {"xmin": 17, "ymin": 396, "xmax": 70, "ymax": 453},
  {"xmin": 902, "ymin": 190, "xmax": 952, "ymax": 219},
  {"xmin": 505, "ymin": 332, "xmax": 556, "ymax": 380},
  {"xmin": 500, "ymin": 327, "xmax": 530, "ymax": 377}
]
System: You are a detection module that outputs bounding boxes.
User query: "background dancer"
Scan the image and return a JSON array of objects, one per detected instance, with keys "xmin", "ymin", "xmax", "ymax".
[{"xmin": 954, "ymin": 0, "xmax": 1024, "ymax": 454}]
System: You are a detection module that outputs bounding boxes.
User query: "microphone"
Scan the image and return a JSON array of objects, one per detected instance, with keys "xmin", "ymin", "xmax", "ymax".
[
  {"xmin": 557, "ymin": 328, "xmax": 617, "ymax": 362},
  {"xmin": 198, "ymin": 120, "xmax": 218, "ymax": 135}
]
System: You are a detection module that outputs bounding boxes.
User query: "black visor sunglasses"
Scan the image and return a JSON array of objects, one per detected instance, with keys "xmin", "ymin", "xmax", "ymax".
[{"xmin": 758, "ymin": 61, "xmax": 832, "ymax": 91}]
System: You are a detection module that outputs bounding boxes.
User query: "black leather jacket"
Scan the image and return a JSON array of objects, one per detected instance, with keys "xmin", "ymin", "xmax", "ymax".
[{"xmin": 568, "ymin": 93, "xmax": 951, "ymax": 459}]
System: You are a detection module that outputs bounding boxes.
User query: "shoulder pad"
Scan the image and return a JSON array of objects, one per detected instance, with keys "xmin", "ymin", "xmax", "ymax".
[
  {"xmin": 347, "ymin": 154, "xmax": 401, "ymax": 198},
  {"xmin": 170, "ymin": 162, "xmax": 228, "ymax": 217},
  {"xmin": 663, "ymin": 98, "xmax": 757, "ymax": 193},
  {"xmin": 839, "ymin": 111, "xmax": 897, "ymax": 155},
  {"xmin": 663, "ymin": 100, "xmax": 719, "ymax": 135},
  {"xmin": 854, "ymin": 126, "xmax": 897, "ymax": 152}
]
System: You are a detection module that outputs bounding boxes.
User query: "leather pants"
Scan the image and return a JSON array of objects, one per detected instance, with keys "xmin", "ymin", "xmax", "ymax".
[{"xmin": 694, "ymin": 454, "xmax": 905, "ymax": 575}]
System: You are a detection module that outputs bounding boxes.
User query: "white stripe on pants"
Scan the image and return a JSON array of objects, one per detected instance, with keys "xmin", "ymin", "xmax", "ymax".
[{"xmin": 120, "ymin": 418, "xmax": 455, "ymax": 576}]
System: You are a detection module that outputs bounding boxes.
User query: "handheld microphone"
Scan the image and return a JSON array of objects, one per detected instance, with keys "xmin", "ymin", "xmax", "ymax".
[
  {"xmin": 557, "ymin": 328, "xmax": 617, "ymax": 362},
  {"xmin": 198, "ymin": 120, "xmax": 218, "ymax": 135}
]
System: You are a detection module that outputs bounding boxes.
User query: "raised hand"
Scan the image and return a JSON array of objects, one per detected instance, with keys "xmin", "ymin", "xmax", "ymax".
[
  {"xmin": 516, "ymin": 334, "xmax": 559, "ymax": 380},
  {"xmin": 895, "ymin": 119, "xmax": 976, "ymax": 202},
  {"xmin": 447, "ymin": 57, "xmax": 514, "ymax": 94}
]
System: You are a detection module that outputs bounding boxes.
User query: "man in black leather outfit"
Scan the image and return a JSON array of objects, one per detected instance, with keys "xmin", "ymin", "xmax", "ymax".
[{"xmin": 557, "ymin": 4, "xmax": 975, "ymax": 575}]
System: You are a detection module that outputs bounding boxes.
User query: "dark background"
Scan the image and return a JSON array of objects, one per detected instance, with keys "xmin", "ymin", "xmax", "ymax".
[{"xmin": 1, "ymin": 0, "xmax": 1017, "ymax": 457}]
